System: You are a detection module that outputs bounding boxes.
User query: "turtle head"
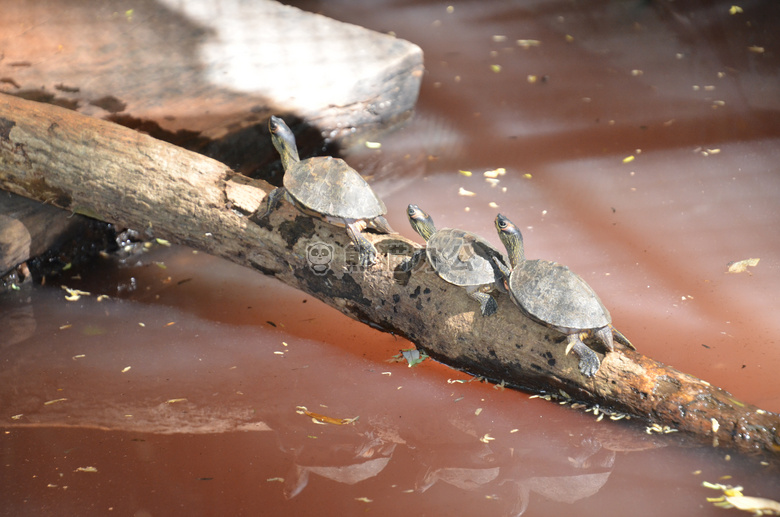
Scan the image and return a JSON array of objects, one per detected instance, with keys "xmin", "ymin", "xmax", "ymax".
[
  {"xmin": 495, "ymin": 214, "xmax": 525, "ymax": 268},
  {"xmin": 268, "ymin": 116, "xmax": 300, "ymax": 171},
  {"xmin": 407, "ymin": 204, "xmax": 436, "ymax": 241}
]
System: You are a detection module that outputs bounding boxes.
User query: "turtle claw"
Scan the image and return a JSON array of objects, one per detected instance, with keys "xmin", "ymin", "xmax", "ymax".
[
  {"xmin": 479, "ymin": 293, "xmax": 498, "ymax": 316},
  {"xmin": 595, "ymin": 326, "xmax": 615, "ymax": 352},
  {"xmin": 358, "ymin": 244, "xmax": 379, "ymax": 268},
  {"xmin": 578, "ymin": 354, "xmax": 601, "ymax": 377},
  {"xmin": 254, "ymin": 187, "xmax": 283, "ymax": 221},
  {"xmin": 347, "ymin": 222, "xmax": 379, "ymax": 268},
  {"xmin": 467, "ymin": 290, "xmax": 498, "ymax": 317},
  {"xmin": 480, "ymin": 296, "xmax": 498, "ymax": 317},
  {"xmin": 568, "ymin": 336, "xmax": 601, "ymax": 377}
]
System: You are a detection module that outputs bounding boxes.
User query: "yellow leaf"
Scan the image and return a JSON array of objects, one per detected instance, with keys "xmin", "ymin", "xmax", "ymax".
[{"xmin": 727, "ymin": 258, "xmax": 759, "ymax": 274}]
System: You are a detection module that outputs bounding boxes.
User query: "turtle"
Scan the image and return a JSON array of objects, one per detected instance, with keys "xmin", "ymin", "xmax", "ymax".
[
  {"xmin": 407, "ymin": 204, "xmax": 507, "ymax": 316},
  {"xmin": 258, "ymin": 116, "xmax": 393, "ymax": 267},
  {"xmin": 493, "ymin": 213, "xmax": 634, "ymax": 376}
]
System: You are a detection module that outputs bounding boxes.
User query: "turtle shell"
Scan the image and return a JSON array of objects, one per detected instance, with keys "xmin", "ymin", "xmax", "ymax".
[
  {"xmin": 508, "ymin": 259, "xmax": 611, "ymax": 331},
  {"xmin": 426, "ymin": 228, "xmax": 503, "ymax": 287},
  {"xmin": 284, "ymin": 157, "xmax": 386, "ymax": 220}
]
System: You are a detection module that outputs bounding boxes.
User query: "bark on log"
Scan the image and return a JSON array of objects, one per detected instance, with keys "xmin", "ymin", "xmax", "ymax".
[
  {"xmin": 1, "ymin": 93, "xmax": 778, "ymax": 460},
  {"xmin": 0, "ymin": 191, "xmax": 89, "ymax": 275},
  {"xmin": 0, "ymin": 190, "xmax": 117, "ymax": 286}
]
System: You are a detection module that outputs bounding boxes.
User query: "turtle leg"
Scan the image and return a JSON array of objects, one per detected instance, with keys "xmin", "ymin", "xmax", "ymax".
[
  {"xmin": 254, "ymin": 187, "xmax": 285, "ymax": 220},
  {"xmin": 491, "ymin": 256, "xmax": 511, "ymax": 294},
  {"xmin": 346, "ymin": 221, "xmax": 378, "ymax": 267},
  {"xmin": 368, "ymin": 215, "xmax": 395, "ymax": 234},
  {"xmin": 611, "ymin": 325, "xmax": 636, "ymax": 350},
  {"xmin": 565, "ymin": 333, "xmax": 601, "ymax": 377},
  {"xmin": 465, "ymin": 286, "xmax": 498, "ymax": 317},
  {"xmin": 404, "ymin": 248, "xmax": 425, "ymax": 272},
  {"xmin": 595, "ymin": 326, "xmax": 615, "ymax": 352}
]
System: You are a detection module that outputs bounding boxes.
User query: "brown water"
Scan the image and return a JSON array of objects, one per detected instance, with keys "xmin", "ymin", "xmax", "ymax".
[{"xmin": 2, "ymin": 1, "xmax": 780, "ymax": 515}]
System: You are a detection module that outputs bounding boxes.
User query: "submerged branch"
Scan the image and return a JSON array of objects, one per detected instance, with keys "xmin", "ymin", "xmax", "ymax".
[{"xmin": 1, "ymin": 94, "xmax": 778, "ymax": 460}]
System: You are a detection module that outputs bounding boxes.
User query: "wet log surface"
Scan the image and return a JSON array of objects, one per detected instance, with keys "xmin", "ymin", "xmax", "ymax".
[
  {"xmin": 0, "ymin": 191, "xmax": 90, "ymax": 275},
  {"xmin": 1, "ymin": 93, "xmax": 778, "ymax": 460}
]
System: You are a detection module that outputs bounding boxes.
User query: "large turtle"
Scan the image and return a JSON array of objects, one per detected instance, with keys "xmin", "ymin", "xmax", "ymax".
[
  {"xmin": 407, "ymin": 204, "xmax": 507, "ymax": 316},
  {"xmin": 494, "ymin": 213, "xmax": 634, "ymax": 376},
  {"xmin": 258, "ymin": 116, "xmax": 393, "ymax": 266}
]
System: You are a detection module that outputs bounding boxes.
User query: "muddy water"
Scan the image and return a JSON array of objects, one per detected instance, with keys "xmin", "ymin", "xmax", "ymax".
[{"xmin": 3, "ymin": 0, "xmax": 780, "ymax": 515}]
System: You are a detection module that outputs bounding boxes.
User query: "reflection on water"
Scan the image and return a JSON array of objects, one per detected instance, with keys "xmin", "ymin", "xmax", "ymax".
[
  {"xmin": 2, "ymin": 247, "xmax": 778, "ymax": 515},
  {"xmin": 3, "ymin": 0, "xmax": 780, "ymax": 515}
]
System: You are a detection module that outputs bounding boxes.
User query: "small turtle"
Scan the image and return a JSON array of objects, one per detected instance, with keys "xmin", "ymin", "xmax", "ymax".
[
  {"xmin": 258, "ymin": 116, "xmax": 393, "ymax": 266},
  {"xmin": 407, "ymin": 204, "xmax": 507, "ymax": 316},
  {"xmin": 494, "ymin": 214, "xmax": 634, "ymax": 376}
]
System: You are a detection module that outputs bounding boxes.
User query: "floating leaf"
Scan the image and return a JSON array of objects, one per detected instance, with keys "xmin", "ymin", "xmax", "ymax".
[
  {"xmin": 304, "ymin": 410, "xmax": 358, "ymax": 425},
  {"xmin": 726, "ymin": 495, "xmax": 780, "ymax": 513},
  {"xmin": 401, "ymin": 348, "xmax": 429, "ymax": 367},
  {"xmin": 517, "ymin": 39, "xmax": 541, "ymax": 48},
  {"xmin": 727, "ymin": 258, "xmax": 759, "ymax": 274},
  {"xmin": 483, "ymin": 167, "xmax": 506, "ymax": 178},
  {"xmin": 703, "ymin": 481, "xmax": 780, "ymax": 514}
]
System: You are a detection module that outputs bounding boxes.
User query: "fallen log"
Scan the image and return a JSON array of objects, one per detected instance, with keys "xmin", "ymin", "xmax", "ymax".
[
  {"xmin": 0, "ymin": 191, "xmax": 114, "ymax": 283},
  {"xmin": 0, "ymin": 191, "xmax": 84, "ymax": 275},
  {"xmin": 1, "ymin": 93, "xmax": 778, "ymax": 460}
]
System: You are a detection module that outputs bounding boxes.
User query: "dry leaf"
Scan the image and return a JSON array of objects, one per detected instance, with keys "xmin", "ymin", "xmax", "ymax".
[{"xmin": 727, "ymin": 258, "xmax": 760, "ymax": 274}]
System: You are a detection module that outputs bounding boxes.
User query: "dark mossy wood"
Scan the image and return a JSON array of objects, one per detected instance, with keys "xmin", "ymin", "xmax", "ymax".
[{"xmin": 1, "ymin": 94, "xmax": 778, "ymax": 461}]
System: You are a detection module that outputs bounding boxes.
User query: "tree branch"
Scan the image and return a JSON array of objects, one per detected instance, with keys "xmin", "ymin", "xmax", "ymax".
[{"xmin": 1, "ymin": 93, "xmax": 778, "ymax": 460}]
